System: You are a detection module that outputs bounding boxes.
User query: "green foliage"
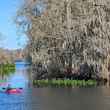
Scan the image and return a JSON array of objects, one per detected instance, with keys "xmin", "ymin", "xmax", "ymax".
[
  {"xmin": 33, "ymin": 79, "xmax": 97, "ymax": 87},
  {"xmin": 0, "ymin": 79, "xmax": 7, "ymax": 83},
  {"xmin": 0, "ymin": 64, "xmax": 16, "ymax": 77}
]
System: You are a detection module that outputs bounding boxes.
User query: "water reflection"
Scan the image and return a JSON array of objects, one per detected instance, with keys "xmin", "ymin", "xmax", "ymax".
[
  {"xmin": 31, "ymin": 87, "xmax": 110, "ymax": 110},
  {"xmin": 8, "ymin": 69, "xmax": 28, "ymax": 88},
  {"xmin": 0, "ymin": 62, "xmax": 31, "ymax": 110},
  {"xmin": 0, "ymin": 62, "xmax": 110, "ymax": 110}
]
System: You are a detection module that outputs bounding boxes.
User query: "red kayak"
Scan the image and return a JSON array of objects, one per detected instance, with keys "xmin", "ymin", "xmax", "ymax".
[{"xmin": 5, "ymin": 89, "xmax": 23, "ymax": 94}]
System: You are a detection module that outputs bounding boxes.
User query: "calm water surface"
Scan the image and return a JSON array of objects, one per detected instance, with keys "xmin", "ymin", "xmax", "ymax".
[{"xmin": 0, "ymin": 62, "xmax": 110, "ymax": 110}]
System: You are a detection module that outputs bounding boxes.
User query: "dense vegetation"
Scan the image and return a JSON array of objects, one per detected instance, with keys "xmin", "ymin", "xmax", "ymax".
[
  {"xmin": 0, "ymin": 63, "xmax": 15, "ymax": 79},
  {"xmin": 33, "ymin": 79, "xmax": 97, "ymax": 87},
  {"xmin": 16, "ymin": 0, "xmax": 110, "ymax": 85}
]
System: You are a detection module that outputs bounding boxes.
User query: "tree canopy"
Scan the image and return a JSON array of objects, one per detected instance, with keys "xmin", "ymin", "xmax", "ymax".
[{"xmin": 16, "ymin": 0, "xmax": 110, "ymax": 79}]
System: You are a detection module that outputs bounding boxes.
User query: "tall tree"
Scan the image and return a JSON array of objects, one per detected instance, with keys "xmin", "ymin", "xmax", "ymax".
[{"xmin": 16, "ymin": 0, "xmax": 110, "ymax": 79}]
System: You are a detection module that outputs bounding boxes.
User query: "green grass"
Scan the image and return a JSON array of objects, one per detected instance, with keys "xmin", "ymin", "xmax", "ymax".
[
  {"xmin": 33, "ymin": 79, "xmax": 97, "ymax": 87},
  {"xmin": 0, "ymin": 80, "xmax": 7, "ymax": 83}
]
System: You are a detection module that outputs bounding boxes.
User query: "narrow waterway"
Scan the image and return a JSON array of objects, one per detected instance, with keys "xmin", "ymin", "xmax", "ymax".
[{"xmin": 0, "ymin": 62, "xmax": 110, "ymax": 110}]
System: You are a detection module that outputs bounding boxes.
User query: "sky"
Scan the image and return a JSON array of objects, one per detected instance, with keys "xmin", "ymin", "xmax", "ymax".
[{"xmin": 0, "ymin": 0, "xmax": 28, "ymax": 50}]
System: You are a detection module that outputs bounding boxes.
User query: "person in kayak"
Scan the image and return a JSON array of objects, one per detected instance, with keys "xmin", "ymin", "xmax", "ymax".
[{"xmin": 7, "ymin": 84, "xmax": 12, "ymax": 91}]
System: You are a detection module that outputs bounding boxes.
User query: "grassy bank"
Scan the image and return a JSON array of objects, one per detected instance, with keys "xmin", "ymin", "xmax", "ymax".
[
  {"xmin": 0, "ymin": 80, "xmax": 7, "ymax": 83},
  {"xmin": 33, "ymin": 79, "xmax": 97, "ymax": 87},
  {"xmin": 0, "ymin": 64, "xmax": 15, "ymax": 77}
]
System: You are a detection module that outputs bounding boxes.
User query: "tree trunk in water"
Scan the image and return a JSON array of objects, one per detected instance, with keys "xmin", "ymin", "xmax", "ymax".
[
  {"xmin": 68, "ymin": 52, "xmax": 72, "ymax": 74},
  {"xmin": 66, "ymin": 0, "xmax": 72, "ymax": 74}
]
